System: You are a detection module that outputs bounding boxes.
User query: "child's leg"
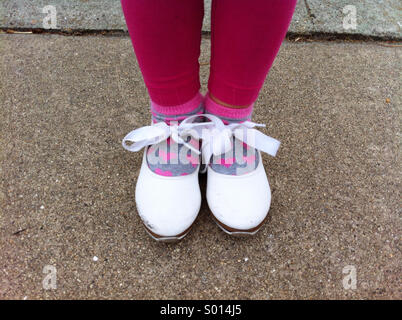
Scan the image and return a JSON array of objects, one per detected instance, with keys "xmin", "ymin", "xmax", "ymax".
[
  {"xmin": 121, "ymin": 0, "xmax": 205, "ymax": 177},
  {"xmin": 120, "ymin": 1, "xmax": 205, "ymax": 241},
  {"xmin": 205, "ymin": 0, "xmax": 297, "ymax": 235},
  {"xmin": 208, "ymin": 0, "xmax": 297, "ymax": 109},
  {"xmin": 121, "ymin": 0, "xmax": 204, "ymax": 107},
  {"xmin": 206, "ymin": 0, "xmax": 297, "ymax": 176}
]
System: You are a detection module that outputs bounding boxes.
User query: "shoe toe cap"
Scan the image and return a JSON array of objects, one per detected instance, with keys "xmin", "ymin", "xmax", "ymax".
[
  {"xmin": 207, "ymin": 163, "xmax": 271, "ymax": 231},
  {"xmin": 135, "ymin": 164, "xmax": 201, "ymax": 237}
]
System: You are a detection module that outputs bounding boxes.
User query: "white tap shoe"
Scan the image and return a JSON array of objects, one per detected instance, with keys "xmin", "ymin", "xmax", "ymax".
[
  {"xmin": 199, "ymin": 114, "xmax": 280, "ymax": 236},
  {"xmin": 122, "ymin": 117, "xmax": 206, "ymax": 242},
  {"xmin": 206, "ymin": 151, "xmax": 272, "ymax": 235},
  {"xmin": 134, "ymin": 151, "xmax": 201, "ymax": 241}
]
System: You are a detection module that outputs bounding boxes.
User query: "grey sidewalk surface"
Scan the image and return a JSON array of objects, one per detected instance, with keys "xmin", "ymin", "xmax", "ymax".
[
  {"xmin": 1, "ymin": 0, "xmax": 401, "ymax": 39},
  {"xmin": 0, "ymin": 34, "xmax": 401, "ymax": 299}
]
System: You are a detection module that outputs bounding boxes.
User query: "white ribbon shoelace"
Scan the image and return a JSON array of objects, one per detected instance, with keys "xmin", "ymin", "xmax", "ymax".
[
  {"xmin": 193, "ymin": 114, "xmax": 280, "ymax": 171},
  {"xmin": 122, "ymin": 117, "xmax": 205, "ymax": 154},
  {"xmin": 122, "ymin": 114, "xmax": 280, "ymax": 172}
]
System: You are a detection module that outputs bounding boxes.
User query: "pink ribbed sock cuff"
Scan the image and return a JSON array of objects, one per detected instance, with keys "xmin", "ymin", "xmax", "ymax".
[
  {"xmin": 151, "ymin": 92, "xmax": 203, "ymax": 116},
  {"xmin": 204, "ymin": 93, "xmax": 253, "ymax": 122}
]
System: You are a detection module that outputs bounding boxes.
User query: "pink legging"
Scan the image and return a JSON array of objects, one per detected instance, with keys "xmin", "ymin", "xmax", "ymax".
[{"xmin": 121, "ymin": 0, "xmax": 297, "ymax": 107}]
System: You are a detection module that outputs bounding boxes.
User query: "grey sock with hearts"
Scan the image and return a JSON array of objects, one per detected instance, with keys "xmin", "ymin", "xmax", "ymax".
[
  {"xmin": 205, "ymin": 93, "xmax": 259, "ymax": 176},
  {"xmin": 146, "ymin": 93, "xmax": 203, "ymax": 176}
]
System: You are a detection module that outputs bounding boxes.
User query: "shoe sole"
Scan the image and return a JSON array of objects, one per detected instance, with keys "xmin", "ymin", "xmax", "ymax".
[
  {"xmin": 142, "ymin": 222, "xmax": 193, "ymax": 243},
  {"xmin": 209, "ymin": 208, "xmax": 268, "ymax": 236}
]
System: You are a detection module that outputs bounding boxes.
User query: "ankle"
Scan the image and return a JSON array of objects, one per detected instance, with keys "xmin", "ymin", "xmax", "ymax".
[
  {"xmin": 150, "ymin": 92, "xmax": 204, "ymax": 124},
  {"xmin": 205, "ymin": 92, "xmax": 254, "ymax": 123},
  {"xmin": 209, "ymin": 92, "xmax": 251, "ymax": 109}
]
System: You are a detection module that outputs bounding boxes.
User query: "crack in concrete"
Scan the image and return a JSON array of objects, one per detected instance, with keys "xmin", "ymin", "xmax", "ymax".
[
  {"xmin": 1, "ymin": 27, "xmax": 401, "ymax": 42},
  {"xmin": 303, "ymin": 0, "xmax": 316, "ymax": 25}
]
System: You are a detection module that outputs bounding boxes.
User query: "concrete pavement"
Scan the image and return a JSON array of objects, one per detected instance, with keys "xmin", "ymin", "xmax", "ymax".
[
  {"xmin": 0, "ymin": 34, "xmax": 401, "ymax": 299},
  {"xmin": 1, "ymin": 0, "xmax": 401, "ymax": 39}
]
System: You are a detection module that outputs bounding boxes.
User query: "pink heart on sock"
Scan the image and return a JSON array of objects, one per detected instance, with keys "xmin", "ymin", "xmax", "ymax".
[
  {"xmin": 243, "ymin": 154, "xmax": 256, "ymax": 164},
  {"xmin": 155, "ymin": 168, "xmax": 173, "ymax": 176},
  {"xmin": 218, "ymin": 157, "xmax": 235, "ymax": 168}
]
